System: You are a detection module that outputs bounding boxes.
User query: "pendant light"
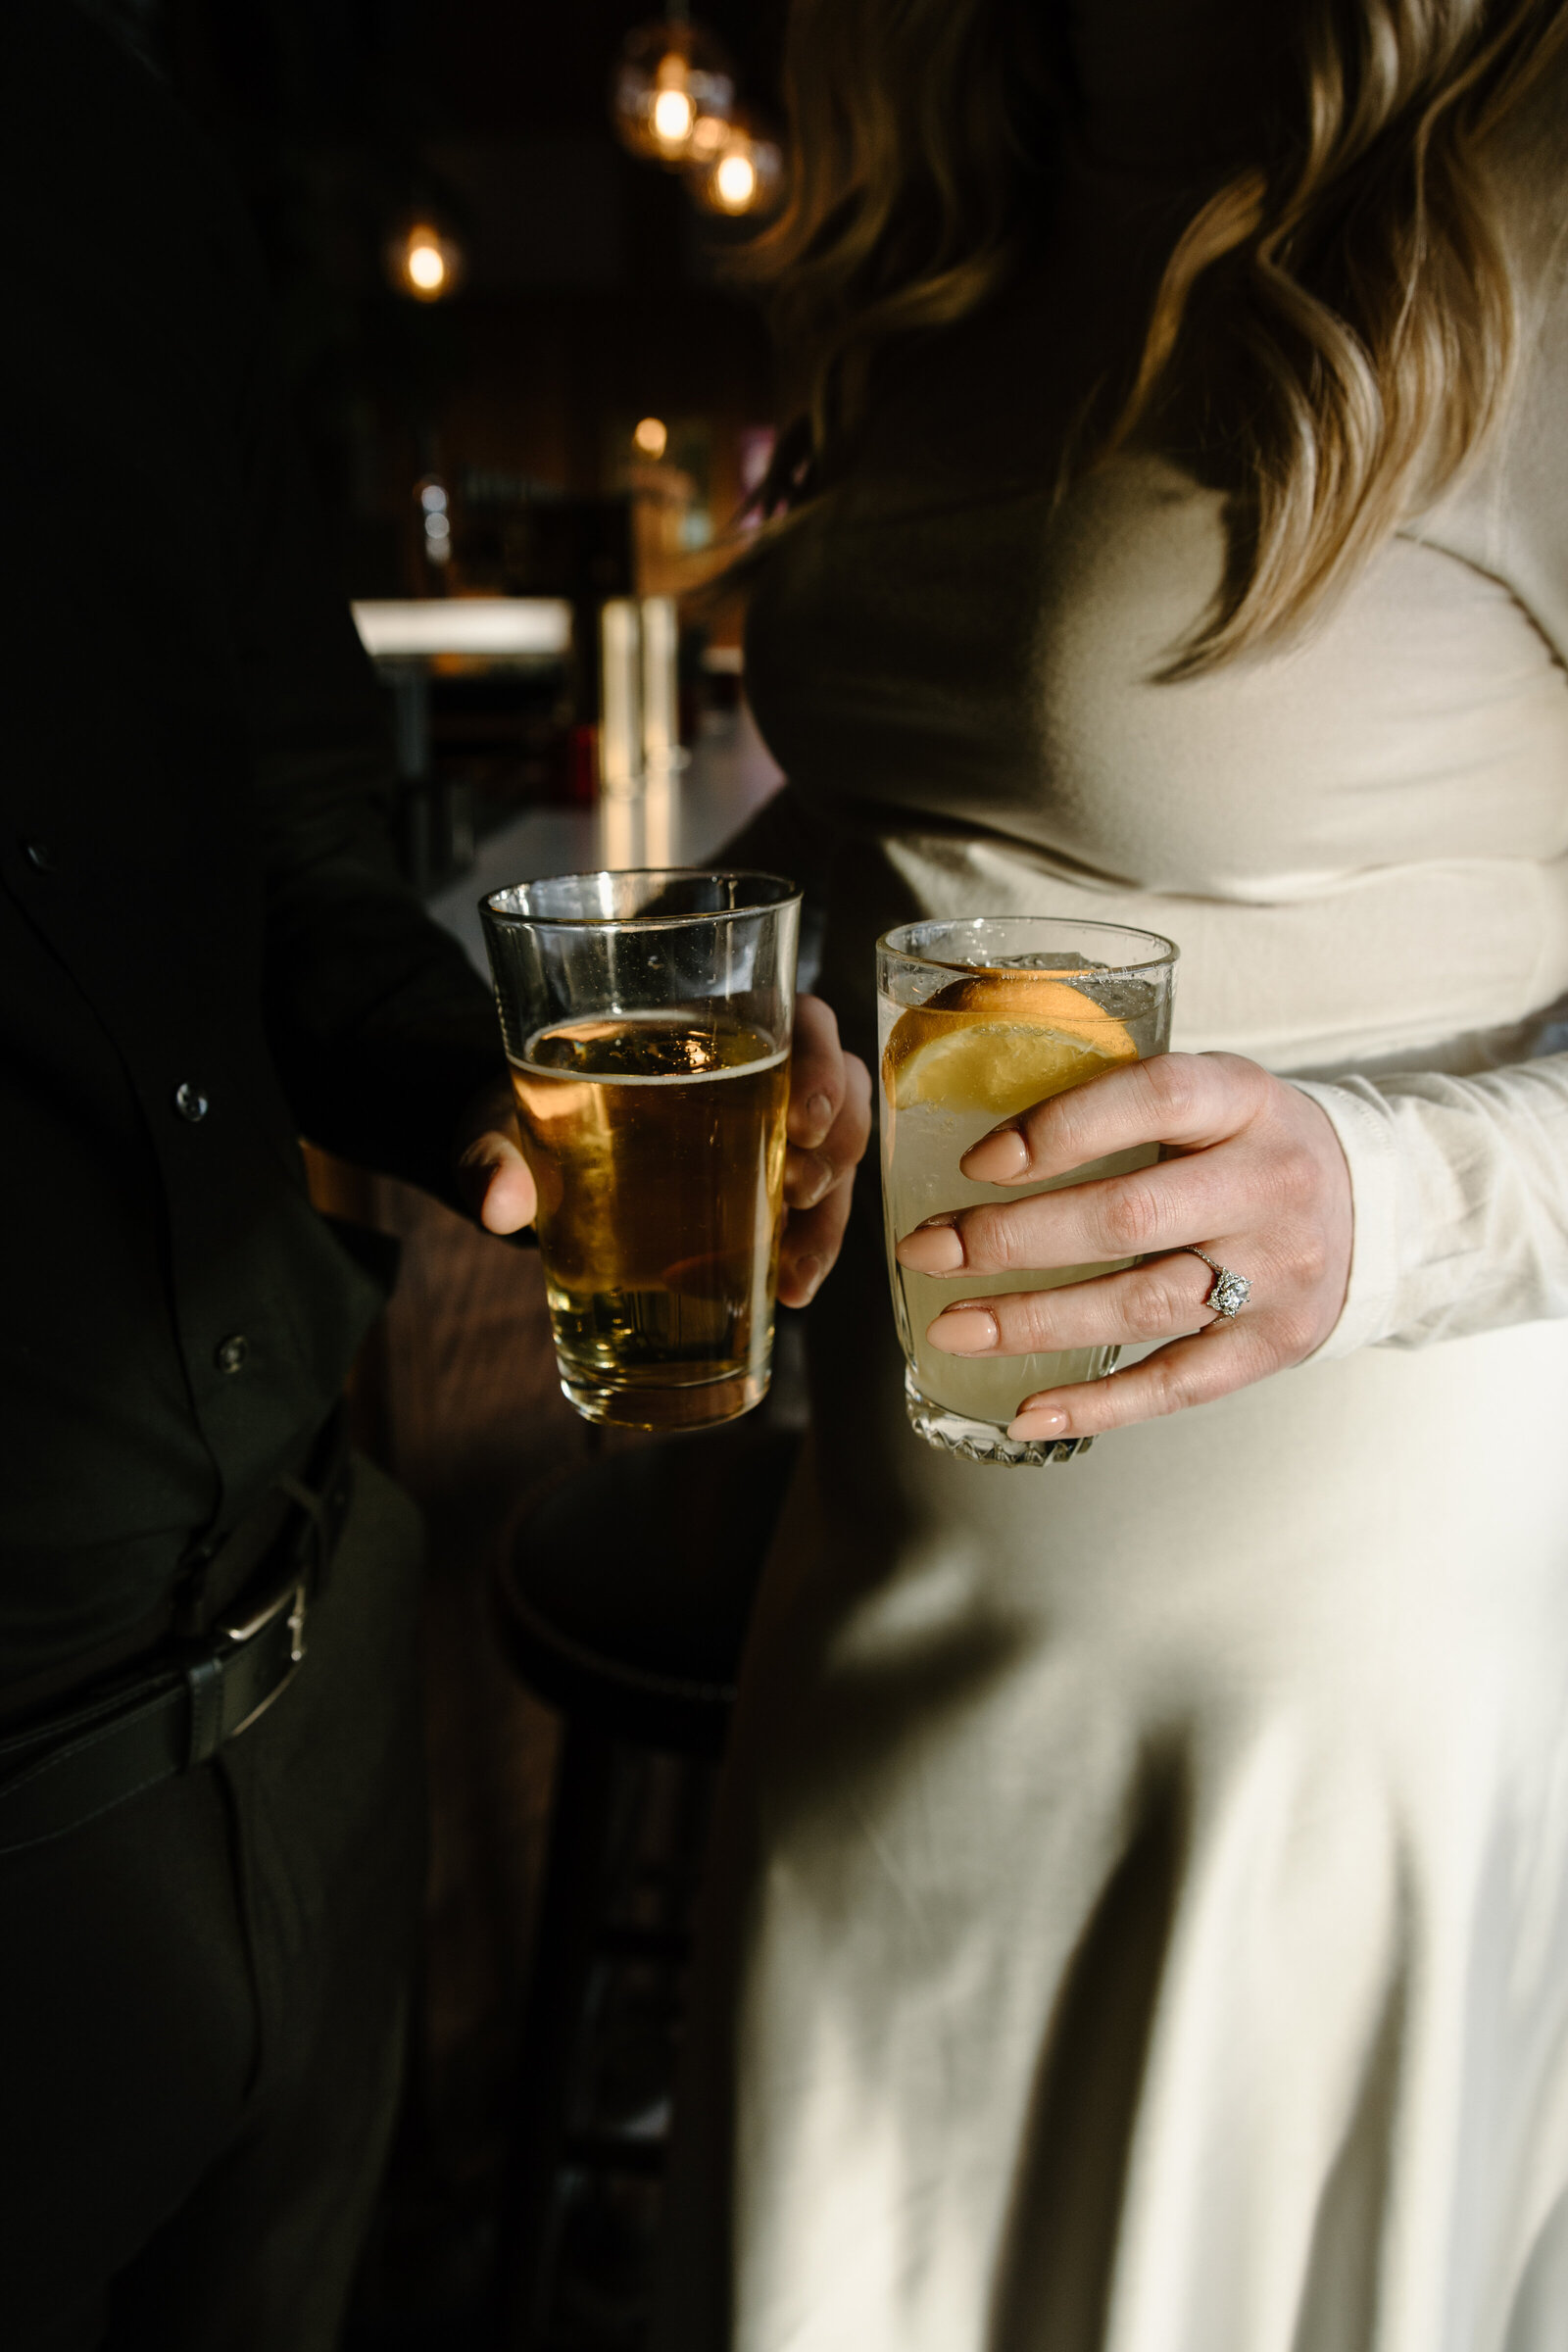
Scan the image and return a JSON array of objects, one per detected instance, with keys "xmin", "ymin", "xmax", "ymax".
[
  {"xmin": 387, "ymin": 218, "xmax": 466, "ymax": 303},
  {"xmin": 687, "ymin": 118, "xmax": 784, "ymax": 219},
  {"xmin": 611, "ymin": 1, "xmax": 735, "ymax": 169}
]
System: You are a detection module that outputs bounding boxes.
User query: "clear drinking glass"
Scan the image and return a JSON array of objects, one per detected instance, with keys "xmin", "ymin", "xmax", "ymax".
[
  {"xmin": 482, "ymin": 869, "xmax": 801, "ymax": 1430},
  {"xmin": 878, "ymin": 917, "xmax": 1178, "ymax": 1465}
]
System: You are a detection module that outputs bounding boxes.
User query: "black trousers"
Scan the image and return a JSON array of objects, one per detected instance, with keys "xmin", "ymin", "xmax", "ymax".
[{"xmin": 0, "ymin": 1457, "xmax": 426, "ymax": 2352}]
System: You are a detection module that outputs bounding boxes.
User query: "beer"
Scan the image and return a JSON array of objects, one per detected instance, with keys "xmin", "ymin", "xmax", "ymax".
[
  {"xmin": 880, "ymin": 965, "xmax": 1165, "ymax": 1439},
  {"xmin": 510, "ymin": 1011, "xmax": 790, "ymax": 1429}
]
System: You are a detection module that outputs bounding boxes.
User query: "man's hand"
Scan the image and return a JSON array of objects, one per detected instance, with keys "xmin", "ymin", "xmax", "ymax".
[
  {"xmin": 452, "ymin": 1074, "xmax": 537, "ymax": 1235},
  {"xmin": 778, "ymin": 994, "xmax": 872, "ymax": 1306},
  {"xmin": 450, "ymin": 994, "xmax": 872, "ymax": 1302}
]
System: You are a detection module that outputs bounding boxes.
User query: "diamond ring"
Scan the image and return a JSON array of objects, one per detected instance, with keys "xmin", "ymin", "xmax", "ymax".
[{"xmin": 1182, "ymin": 1248, "xmax": 1251, "ymax": 1321}]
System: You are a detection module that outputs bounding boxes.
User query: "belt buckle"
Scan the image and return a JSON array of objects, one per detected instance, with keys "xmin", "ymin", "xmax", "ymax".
[{"xmin": 221, "ymin": 1575, "xmax": 309, "ymax": 1741}]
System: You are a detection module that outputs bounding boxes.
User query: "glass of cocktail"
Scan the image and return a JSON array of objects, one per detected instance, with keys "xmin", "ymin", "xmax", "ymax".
[
  {"xmin": 878, "ymin": 917, "xmax": 1178, "ymax": 1464},
  {"xmin": 482, "ymin": 869, "xmax": 801, "ymax": 1431}
]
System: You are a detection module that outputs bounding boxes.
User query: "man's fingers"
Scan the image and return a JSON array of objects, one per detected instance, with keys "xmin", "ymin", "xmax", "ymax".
[
  {"xmin": 787, "ymin": 993, "xmax": 849, "ymax": 1151},
  {"xmin": 777, "ymin": 1166, "xmax": 858, "ymax": 1305},
  {"xmin": 784, "ymin": 1049, "xmax": 871, "ymax": 1208},
  {"xmin": 455, "ymin": 1127, "xmax": 538, "ymax": 1234},
  {"xmin": 777, "ymin": 1192, "xmax": 846, "ymax": 1306},
  {"xmin": 778, "ymin": 1054, "xmax": 871, "ymax": 1301},
  {"xmin": 783, "ymin": 1142, "xmax": 838, "ymax": 1211},
  {"xmin": 451, "ymin": 1076, "xmax": 538, "ymax": 1235},
  {"xmin": 476, "ymin": 1144, "xmax": 537, "ymax": 1236}
]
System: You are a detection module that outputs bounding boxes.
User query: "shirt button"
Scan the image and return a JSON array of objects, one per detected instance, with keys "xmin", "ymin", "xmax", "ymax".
[
  {"xmin": 215, "ymin": 1335, "xmax": 249, "ymax": 1375},
  {"xmin": 24, "ymin": 840, "xmax": 58, "ymax": 872},
  {"xmin": 173, "ymin": 1082, "xmax": 210, "ymax": 1123}
]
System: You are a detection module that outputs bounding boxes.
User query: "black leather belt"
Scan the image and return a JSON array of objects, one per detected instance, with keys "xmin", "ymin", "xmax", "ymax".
[{"xmin": 0, "ymin": 1411, "xmax": 354, "ymax": 1859}]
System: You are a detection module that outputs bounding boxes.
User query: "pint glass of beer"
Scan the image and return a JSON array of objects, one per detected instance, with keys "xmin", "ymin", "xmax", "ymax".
[
  {"xmin": 879, "ymin": 917, "xmax": 1178, "ymax": 1465},
  {"xmin": 482, "ymin": 869, "xmax": 801, "ymax": 1431}
]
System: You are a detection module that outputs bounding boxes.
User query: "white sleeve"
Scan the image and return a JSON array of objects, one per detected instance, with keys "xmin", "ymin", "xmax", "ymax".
[{"xmin": 1294, "ymin": 1054, "xmax": 1568, "ymax": 1354}]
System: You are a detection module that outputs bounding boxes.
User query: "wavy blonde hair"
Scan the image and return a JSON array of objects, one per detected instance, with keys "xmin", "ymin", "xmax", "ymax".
[{"xmin": 749, "ymin": 0, "xmax": 1567, "ymax": 675}]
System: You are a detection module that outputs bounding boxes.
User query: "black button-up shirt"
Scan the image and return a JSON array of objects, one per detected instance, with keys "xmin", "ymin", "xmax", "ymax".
[{"xmin": 1, "ymin": 1, "xmax": 503, "ymax": 1687}]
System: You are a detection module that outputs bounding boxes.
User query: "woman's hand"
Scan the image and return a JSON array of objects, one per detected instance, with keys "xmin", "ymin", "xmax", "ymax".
[
  {"xmin": 452, "ymin": 994, "xmax": 872, "ymax": 1305},
  {"xmin": 894, "ymin": 1052, "xmax": 1352, "ymax": 1442}
]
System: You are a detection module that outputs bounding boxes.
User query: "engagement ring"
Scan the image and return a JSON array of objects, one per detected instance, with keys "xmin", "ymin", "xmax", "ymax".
[{"xmin": 1182, "ymin": 1248, "xmax": 1251, "ymax": 1321}]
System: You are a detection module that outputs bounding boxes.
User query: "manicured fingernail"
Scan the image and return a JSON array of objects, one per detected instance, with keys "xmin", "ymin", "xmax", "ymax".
[
  {"xmin": 928, "ymin": 1306, "xmax": 998, "ymax": 1355},
  {"xmin": 895, "ymin": 1221, "xmax": 965, "ymax": 1274},
  {"xmin": 792, "ymin": 1253, "xmax": 824, "ymax": 1299},
  {"xmin": 961, "ymin": 1129, "xmax": 1030, "ymax": 1182},
  {"xmin": 1007, "ymin": 1404, "xmax": 1067, "ymax": 1439}
]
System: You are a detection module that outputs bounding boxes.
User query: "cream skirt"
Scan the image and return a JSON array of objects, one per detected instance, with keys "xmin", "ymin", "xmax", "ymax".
[{"xmin": 654, "ymin": 1208, "xmax": 1568, "ymax": 2352}]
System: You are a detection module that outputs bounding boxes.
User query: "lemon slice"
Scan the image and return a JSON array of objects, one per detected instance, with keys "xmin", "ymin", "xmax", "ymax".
[{"xmin": 883, "ymin": 971, "xmax": 1139, "ymax": 1118}]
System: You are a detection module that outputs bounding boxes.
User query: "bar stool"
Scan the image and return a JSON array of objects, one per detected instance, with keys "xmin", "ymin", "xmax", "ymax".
[{"xmin": 489, "ymin": 1421, "xmax": 802, "ymax": 2349}]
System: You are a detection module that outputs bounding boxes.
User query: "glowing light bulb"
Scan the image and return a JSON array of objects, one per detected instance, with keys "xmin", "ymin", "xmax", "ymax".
[
  {"xmin": 407, "ymin": 239, "xmax": 445, "ymax": 292},
  {"xmin": 389, "ymin": 220, "xmax": 464, "ymax": 302},
  {"xmin": 652, "ymin": 85, "xmax": 694, "ymax": 147},
  {"xmin": 611, "ymin": 21, "xmax": 735, "ymax": 168},
  {"xmin": 713, "ymin": 151, "xmax": 757, "ymax": 211},
  {"xmin": 689, "ymin": 122, "xmax": 783, "ymax": 220},
  {"xmin": 633, "ymin": 416, "xmax": 669, "ymax": 459}
]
